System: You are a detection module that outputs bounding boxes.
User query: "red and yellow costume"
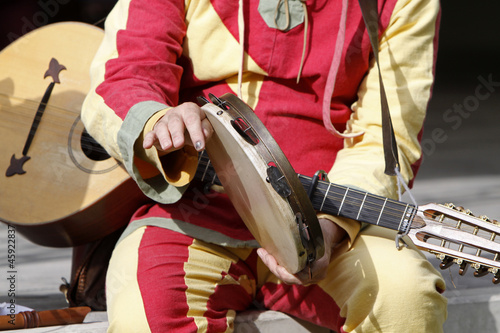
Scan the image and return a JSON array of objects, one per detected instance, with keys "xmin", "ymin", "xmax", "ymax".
[{"xmin": 82, "ymin": 0, "xmax": 447, "ymax": 331}]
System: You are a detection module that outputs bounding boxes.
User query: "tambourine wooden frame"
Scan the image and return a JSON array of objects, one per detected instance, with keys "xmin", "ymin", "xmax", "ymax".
[{"xmin": 201, "ymin": 93, "xmax": 324, "ymax": 273}]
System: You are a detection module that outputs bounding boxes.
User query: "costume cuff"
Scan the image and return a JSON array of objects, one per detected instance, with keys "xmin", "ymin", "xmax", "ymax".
[
  {"xmin": 118, "ymin": 101, "xmax": 190, "ymax": 204},
  {"xmin": 135, "ymin": 108, "xmax": 199, "ymax": 187}
]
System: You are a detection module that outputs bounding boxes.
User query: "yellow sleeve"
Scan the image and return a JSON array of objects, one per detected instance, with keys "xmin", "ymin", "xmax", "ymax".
[
  {"xmin": 317, "ymin": 213, "xmax": 361, "ymax": 249},
  {"xmin": 324, "ymin": 0, "xmax": 440, "ymax": 245},
  {"xmin": 329, "ymin": 0, "xmax": 440, "ymax": 199}
]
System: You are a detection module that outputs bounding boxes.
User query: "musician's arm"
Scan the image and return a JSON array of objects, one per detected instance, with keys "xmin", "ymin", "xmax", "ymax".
[
  {"xmin": 82, "ymin": 0, "xmax": 195, "ymax": 203},
  {"xmin": 309, "ymin": 0, "xmax": 440, "ymax": 257},
  {"xmin": 328, "ymin": 0, "xmax": 440, "ymax": 201}
]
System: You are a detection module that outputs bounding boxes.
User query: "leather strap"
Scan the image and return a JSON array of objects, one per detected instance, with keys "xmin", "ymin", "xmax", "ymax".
[{"xmin": 358, "ymin": 0, "xmax": 400, "ymax": 176}]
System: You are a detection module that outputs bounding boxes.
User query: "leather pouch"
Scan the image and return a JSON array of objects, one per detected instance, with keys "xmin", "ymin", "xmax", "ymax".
[{"xmin": 61, "ymin": 227, "xmax": 124, "ymax": 311}]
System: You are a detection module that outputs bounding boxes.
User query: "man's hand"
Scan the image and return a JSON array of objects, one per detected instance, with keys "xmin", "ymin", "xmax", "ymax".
[
  {"xmin": 257, "ymin": 218, "xmax": 346, "ymax": 285},
  {"xmin": 143, "ymin": 102, "xmax": 213, "ymax": 155}
]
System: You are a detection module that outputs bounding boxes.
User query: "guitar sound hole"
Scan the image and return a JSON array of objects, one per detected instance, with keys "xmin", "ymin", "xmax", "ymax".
[{"xmin": 81, "ymin": 129, "xmax": 111, "ymax": 161}]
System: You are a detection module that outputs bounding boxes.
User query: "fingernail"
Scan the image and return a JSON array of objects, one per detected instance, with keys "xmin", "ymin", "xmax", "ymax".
[
  {"xmin": 195, "ymin": 141, "xmax": 203, "ymax": 151},
  {"xmin": 173, "ymin": 137, "xmax": 182, "ymax": 148}
]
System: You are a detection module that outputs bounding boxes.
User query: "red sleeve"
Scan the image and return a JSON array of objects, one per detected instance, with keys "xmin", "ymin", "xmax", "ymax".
[{"xmin": 96, "ymin": 0, "xmax": 186, "ymax": 120}]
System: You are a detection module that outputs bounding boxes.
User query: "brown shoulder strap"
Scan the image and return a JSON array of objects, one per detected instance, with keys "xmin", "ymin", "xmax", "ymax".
[{"xmin": 358, "ymin": 0, "xmax": 400, "ymax": 176}]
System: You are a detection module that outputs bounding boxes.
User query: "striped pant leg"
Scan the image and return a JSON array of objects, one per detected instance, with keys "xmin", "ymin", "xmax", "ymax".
[{"xmin": 106, "ymin": 226, "xmax": 257, "ymax": 333}]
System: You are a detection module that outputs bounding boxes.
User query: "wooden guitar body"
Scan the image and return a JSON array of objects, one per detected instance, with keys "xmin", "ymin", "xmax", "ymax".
[{"xmin": 0, "ymin": 22, "xmax": 146, "ymax": 247}]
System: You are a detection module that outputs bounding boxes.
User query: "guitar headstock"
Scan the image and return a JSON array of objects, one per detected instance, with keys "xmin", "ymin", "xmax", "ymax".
[{"xmin": 408, "ymin": 203, "xmax": 500, "ymax": 284}]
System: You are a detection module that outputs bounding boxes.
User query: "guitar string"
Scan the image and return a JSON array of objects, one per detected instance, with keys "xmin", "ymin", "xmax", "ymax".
[
  {"xmin": 0, "ymin": 103, "xmax": 82, "ymax": 135},
  {"xmin": 1, "ymin": 98, "xmax": 80, "ymax": 118},
  {"xmin": 311, "ymin": 182, "xmax": 429, "ymax": 220},
  {"xmin": 0, "ymin": 93, "xmax": 83, "ymax": 121},
  {"xmin": 195, "ymin": 159, "xmax": 418, "ymax": 221},
  {"xmin": 312, "ymin": 187, "xmax": 414, "ymax": 219},
  {"xmin": 4, "ymin": 117, "xmax": 468, "ymax": 231},
  {"xmin": 299, "ymin": 172, "xmax": 420, "ymax": 219},
  {"xmin": 0, "ymin": 114, "xmax": 111, "ymax": 156},
  {"xmin": 0, "ymin": 91, "xmax": 83, "ymax": 111},
  {"xmin": 3, "ymin": 95, "xmax": 414, "ymax": 219},
  {"xmin": 0, "ymin": 115, "xmax": 84, "ymax": 139},
  {"xmin": 313, "ymin": 190, "xmax": 500, "ymax": 250},
  {"xmin": 0, "ymin": 95, "xmax": 113, "ymax": 156}
]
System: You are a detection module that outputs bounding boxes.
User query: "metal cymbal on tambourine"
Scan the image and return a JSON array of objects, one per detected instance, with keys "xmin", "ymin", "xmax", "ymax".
[{"xmin": 199, "ymin": 93, "xmax": 324, "ymax": 274}]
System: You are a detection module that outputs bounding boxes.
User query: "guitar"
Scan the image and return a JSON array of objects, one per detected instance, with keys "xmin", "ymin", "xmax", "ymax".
[
  {"xmin": 2, "ymin": 25, "xmax": 500, "ymax": 283},
  {"xmin": 0, "ymin": 22, "xmax": 149, "ymax": 247},
  {"xmin": 196, "ymin": 150, "xmax": 500, "ymax": 282},
  {"xmin": 197, "ymin": 93, "xmax": 500, "ymax": 280}
]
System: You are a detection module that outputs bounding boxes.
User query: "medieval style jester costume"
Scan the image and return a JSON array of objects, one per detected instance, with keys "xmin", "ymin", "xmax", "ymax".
[{"xmin": 82, "ymin": 0, "xmax": 447, "ymax": 331}]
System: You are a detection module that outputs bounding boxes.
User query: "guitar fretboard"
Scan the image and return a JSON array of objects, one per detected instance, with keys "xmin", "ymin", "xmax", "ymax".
[
  {"xmin": 195, "ymin": 152, "xmax": 416, "ymax": 233},
  {"xmin": 297, "ymin": 175, "xmax": 416, "ymax": 233},
  {"xmin": 195, "ymin": 152, "xmax": 221, "ymax": 185}
]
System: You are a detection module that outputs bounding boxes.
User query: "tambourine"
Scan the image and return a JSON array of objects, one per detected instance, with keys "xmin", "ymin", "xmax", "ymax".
[{"xmin": 199, "ymin": 93, "xmax": 324, "ymax": 274}]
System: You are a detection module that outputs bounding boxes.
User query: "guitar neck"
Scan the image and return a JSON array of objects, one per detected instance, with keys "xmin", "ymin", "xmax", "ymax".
[
  {"xmin": 297, "ymin": 175, "xmax": 417, "ymax": 233},
  {"xmin": 195, "ymin": 152, "xmax": 416, "ymax": 233},
  {"xmin": 195, "ymin": 152, "xmax": 221, "ymax": 186}
]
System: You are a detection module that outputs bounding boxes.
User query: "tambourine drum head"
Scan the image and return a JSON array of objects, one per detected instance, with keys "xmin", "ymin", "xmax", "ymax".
[{"xmin": 203, "ymin": 102, "xmax": 309, "ymax": 273}]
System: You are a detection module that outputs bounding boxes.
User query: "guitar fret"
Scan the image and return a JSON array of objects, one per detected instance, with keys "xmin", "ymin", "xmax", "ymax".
[
  {"xmin": 338, "ymin": 187, "xmax": 348, "ymax": 215},
  {"xmin": 356, "ymin": 192, "xmax": 368, "ymax": 221},
  {"xmin": 319, "ymin": 182, "xmax": 332, "ymax": 211},
  {"xmin": 376, "ymin": 198, "xmax": 388, "ymax": 225}
]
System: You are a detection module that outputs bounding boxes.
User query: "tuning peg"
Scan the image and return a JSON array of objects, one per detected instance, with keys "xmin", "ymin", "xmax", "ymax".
[
  {"xmin": 493, "ymin": 270, "xmax": 500, "ymax": 284},
  {"xmin": 473, "ymin": 265, "xmax": 489, "ymax": 278},
  {"xmin": 458, "ymin": 261, "xmax": 469, "ymax": 276},
  {"xmin": 438, "ymin": 255, "xmax": 454, "ymax": 270},
  {"xmin": 449, "ymin": 204, "xmax": 475, "ymax": 216},
  {"xmin": 479, "ymin": 215, "xmax": 499, "ymax": 226},
  {"xmin": 459, "ymin": 206, "xmax": 474, "ymax": 216}
]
